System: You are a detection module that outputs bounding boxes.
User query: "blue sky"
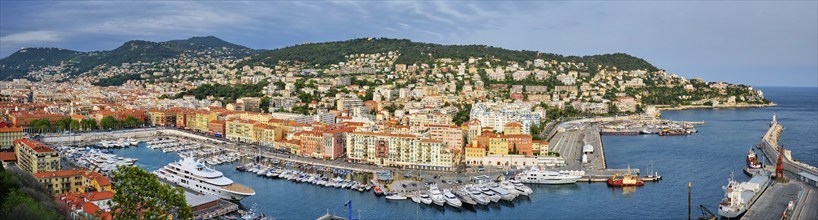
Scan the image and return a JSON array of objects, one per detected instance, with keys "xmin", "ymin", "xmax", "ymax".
[{"xmin": 1, "ymin": 1, "xmax": 816, "ymax": 87}]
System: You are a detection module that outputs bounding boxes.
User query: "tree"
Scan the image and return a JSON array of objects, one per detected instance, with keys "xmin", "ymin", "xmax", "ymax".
[
  {"xmin": 69, "ymin": 120, "xmax": 81, "ymax": 131},
  {"xmin": 80, "ymin": 119, "xmax": 98, "ymax": 131},
  {"xmin": 260, "ymin": 96, "xmax": 271, "ymax": 113},
  {"xmin": 123, "ymin": 116, "xmax": 143, "ymax": 128},
  {"xmin": 100, "ymin": 116, "xmax": 117, "ymax": 130},
  {"xmin": 110, "ymin": 166, "xmax": 192, "ymax": 219},
  {"xmin": 54, "ymin": 118, "xmax": 72, "ymax": 131}
]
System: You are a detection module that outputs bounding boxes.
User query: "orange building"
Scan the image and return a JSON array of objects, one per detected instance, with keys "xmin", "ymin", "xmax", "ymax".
[
  {"xmin": 209, "ymin": 120, "xmax": 226, "ymax": 136},
  {"xmin": 505, "ymin": 134, "xmax": 533, "ymax": 156},
  {"xmin": 8, "ymin": 111, "xmax": 66, "ymax": 127}
]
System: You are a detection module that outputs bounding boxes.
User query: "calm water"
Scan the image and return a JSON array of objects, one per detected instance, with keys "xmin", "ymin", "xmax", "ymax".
[{"xmin": 111, "ymin": 86, "xmax": 817, "ymax": 219}]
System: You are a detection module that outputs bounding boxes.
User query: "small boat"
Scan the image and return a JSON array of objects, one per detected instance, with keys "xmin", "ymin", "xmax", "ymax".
[
  {"xmin": 410, "ymin": 195, "xmax": 420, "ymax": 203},
  {"xmin": 374, "ymin": 186, "xmax": 385, "ymax": 196},
  {"xmin": 419, "ymin": 193, "xmax": 432, "ymax": 205},
  {"xmin": 385, "ymin": 193, "xmax": 407, "ymax": 200}
]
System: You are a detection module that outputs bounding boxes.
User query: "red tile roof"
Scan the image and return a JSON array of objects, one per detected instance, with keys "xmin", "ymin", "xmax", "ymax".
[
  {"xmin": 88, "ymin": 191, "xmax": 114, "ymax": 201},
  {"xmin": 0, "ymin": 152, "xmax": 16, "ymax": 161},
  {"xmin": 14, "ymin": 138, "xmax": 55, "ymax": 153},
  {"xmin": 0, "ymin": 127, "xmax": 23, "ymax": 132}
]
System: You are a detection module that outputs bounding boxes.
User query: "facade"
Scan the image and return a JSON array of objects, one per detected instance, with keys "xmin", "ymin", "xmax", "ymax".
[
  {"xmin": 470, "ymin": 101, "xmax": 542, "ymax": 134},
  {"xmin": 34, "ymin": 170, "xmax": 112, "ymax": 195},
  {"xmin": 225, "ymin": 119, "xmax": 256, "ymax": 143},
  {"xmin": 14, "ymin": 138, "xmax": 60, "ymax": 174},
  {"xmin": 416, "ymin": 124, "xmax": 464, "ymax": 150},
  {"xmin": 0, "ymin": 127, "xmax": 24, "ymax": 151},
  {"xmin": 8, "ymin": 111, "xmax": 66, "ymax": 128},
  {"xmin": 464, "ymin": 142, "xmax": 486, "ymax": 160},
  {"xmin": 346, "ymin": 132, "xmax": 456, "ymax": 171},
  {"xmin": 148, "ymin": 109, "xmax": 177, "ymax": 127},
  {"xmin": 505, "ymin": 134, "xmax": 533, "ymax": 156}
]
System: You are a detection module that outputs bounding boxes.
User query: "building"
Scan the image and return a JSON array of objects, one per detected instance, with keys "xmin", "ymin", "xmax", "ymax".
[
  {"xmin": 346, "ymin": 132, "xmax": 456, "ymax": 171},
  {"xmin": 470, "ymin": 101, "xmax": 541, "ymax": 134},
  {"xmin": 8, "ymin": 111, "xmax": 66, "ymax": 128},
  {"xmin": 505, "ymin": 134, "xmax": 533, "ymax": 156},
  {"xmin": 34, "ymin": 170, "xmax": 112, "ymax": 195},
  {"xmin": 225, "ymin": 119, "xmax": 256, "ymax": 143},
  {"xmin": 504, "ymin": 122, "xmax": 522, "ymax": 135},
  {"xmin": 208, "ymin": 120, "xmax": 226, "ymax": 137},
  {"xmin": 416, "ymin": 124, "xmax": 464, "ymax": 150},
  {"xmin": 237, "ymin": 97, "xmax": 262, "ymax": 112},
  {"xmin": 55, "ymin": 191, "xmax": 114, "ymax": 220},
  {"xmin": 464, "ymin": 142, "xmax": 486, "ymax": 164},
  {"xmin": 13, "ymin": 138, "xmax": 59, "ymax": 174},
  {"xmin": 0, "ymin": 127, "xmax": 24, "ymax": 151},
  {"xmin": 487, "ymin": 135, "xmax": 508, "ymax": 156},
  {"xmin": 337, "ymin": 95, "xmax": 364, "ymax": 112}
]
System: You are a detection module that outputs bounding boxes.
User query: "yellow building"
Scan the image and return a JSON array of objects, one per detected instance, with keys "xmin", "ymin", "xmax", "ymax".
[
  {"xmin": 34, "ymin": 170, "xmax": 112, "ymax": 195},
  {"xmin": 14, "ymin": 138, "xmax": 60, "ymax": 174},
  {"xmin": 225, "ymin": 119, "xmax": 256, "ymax": 143},
  {"xmin": 504, "ymin": 122, "xmax": 522, "ymax": 135},
  {"xmin": 0, "ymin": 127, "xmax": 24, "ymax": 151},
  {"xmin": 488, "ymin": 136, "xmax": 508, "ymax": 156},
  {"xmin": 253, "ymin": 124, "xmax": 282, "ymax": 146},
  {"xmin": 465, "ymin": 142, "xmax": 486, "ymax": 158}
]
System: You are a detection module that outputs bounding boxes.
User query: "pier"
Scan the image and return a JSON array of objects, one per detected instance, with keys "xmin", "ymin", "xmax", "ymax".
[
  {"xmin": 548, "ymin": 120, "xmax": 662, "ymax": 182},
  {"xmin": 743, "ymin": 115, "xmax": 818, "ymax": 220}
]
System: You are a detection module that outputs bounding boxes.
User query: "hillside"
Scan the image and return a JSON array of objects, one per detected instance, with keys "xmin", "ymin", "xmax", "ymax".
[
  {"xmin": 0, "ymin": 36, "xmax": 253, "ymax": 80},
  {"xmin": 0, "ymin": 48, "xmax": 84, "ymax": 80},
  {"xmin": 241, "ymin": 38, "xmax": 658, "ymax": 71}
]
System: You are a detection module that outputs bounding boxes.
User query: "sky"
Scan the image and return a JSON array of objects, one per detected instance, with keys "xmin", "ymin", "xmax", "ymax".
[{"xmin": 1, "ymin": 1, "xmax": 816, "ymax": 87}]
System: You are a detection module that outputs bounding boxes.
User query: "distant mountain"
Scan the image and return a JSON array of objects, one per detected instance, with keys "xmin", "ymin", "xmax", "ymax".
[
  {"xmin": 242, "ymin": 38, "xmax": 658, "ymax": 71},
  {"xmin": 0, "ymin": 36, "xmax": 253, "ymax": 80},
  {"xmin": 0, "ymin": 48, "xmax": 84, "ymax": 80},
  {"xmin": 165, "ymin": 36, "xmax": 249, "ymax": 51}
]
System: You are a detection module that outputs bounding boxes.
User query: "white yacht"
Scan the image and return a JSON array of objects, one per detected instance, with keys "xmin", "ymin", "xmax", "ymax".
[
  {"xmin": 443, "ymin": 189, "xmax": 462, "ymax": 208},
  {"xmin": 418, "ymin": 192, "xmax": 433, "ymax": 205},
  {"xmin": 429, "ymin": 185, "xmax": 446, "ymax": 206},
  {"xmin": 515, "ymin": 169, "xmax": 582, "ymax": 184},
  {"xmin": 154, "ymin": 157, "xmax": 256, "ymax": 201}
]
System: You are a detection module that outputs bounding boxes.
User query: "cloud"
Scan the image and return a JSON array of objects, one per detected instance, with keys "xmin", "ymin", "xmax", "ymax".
[{"xmin": 0, "ymin": 30, "xmax": 61, "ymax": 44}]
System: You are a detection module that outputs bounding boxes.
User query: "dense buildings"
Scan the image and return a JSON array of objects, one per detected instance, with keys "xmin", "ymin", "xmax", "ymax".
[{"xmin": 470, "ymin": 101, "xmax": 543, "ymax": 135}]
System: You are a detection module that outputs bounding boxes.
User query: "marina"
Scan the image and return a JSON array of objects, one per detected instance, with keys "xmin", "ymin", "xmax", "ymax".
[{"xmin": 33, "ymin": 87, "xmax": 818, "ymax": 219}]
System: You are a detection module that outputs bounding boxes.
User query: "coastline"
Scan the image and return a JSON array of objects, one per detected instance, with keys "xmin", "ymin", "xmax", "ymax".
[{"xmin": 656, "ymin": 102, "xmax": 777, "ymax": 111}]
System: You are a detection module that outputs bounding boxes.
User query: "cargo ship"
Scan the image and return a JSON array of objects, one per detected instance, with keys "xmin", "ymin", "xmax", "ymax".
[{"xmin": 718, "ymin": 173, "xmax": 771, "ymax": 218}]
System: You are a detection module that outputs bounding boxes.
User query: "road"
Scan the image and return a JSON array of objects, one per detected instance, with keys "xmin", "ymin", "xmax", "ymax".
[{"xmin": 742, "ymin": 181, "xmax": 801, "ymax": 220}]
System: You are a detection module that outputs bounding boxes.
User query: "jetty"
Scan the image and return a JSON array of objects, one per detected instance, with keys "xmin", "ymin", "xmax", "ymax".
[{"xmin": 742, "ymin": 114, "xmax": 818, "ymax": 220}]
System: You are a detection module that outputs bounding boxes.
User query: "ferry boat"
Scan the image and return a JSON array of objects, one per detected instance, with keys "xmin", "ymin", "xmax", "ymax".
[
  {"xmin": 153, "ymin": 157, "xmax": 256, "ymax": 201},
  {"xmin": 718, "ymin": 173, "xmax": 771, "ymax": 218},
  {"xmin": 515, "ymin": 168, "xmax": 582, "ymax": 184}
]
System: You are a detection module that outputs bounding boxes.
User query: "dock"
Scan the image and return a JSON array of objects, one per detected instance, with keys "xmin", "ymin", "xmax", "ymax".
[{"xmin": 742, "ymin": 115, "xmax": 818, "ymax": 220}]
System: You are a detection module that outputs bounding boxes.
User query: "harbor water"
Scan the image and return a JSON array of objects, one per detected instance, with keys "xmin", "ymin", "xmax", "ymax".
[{"xmin": 110, "ymin": 86, "xmax": 817, "ymax": 219}]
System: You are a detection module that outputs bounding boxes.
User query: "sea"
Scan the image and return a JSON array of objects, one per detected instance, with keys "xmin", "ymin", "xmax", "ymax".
[{"xmin": 109, "ymin": 86, "xmax": 817, "ymax": 219}]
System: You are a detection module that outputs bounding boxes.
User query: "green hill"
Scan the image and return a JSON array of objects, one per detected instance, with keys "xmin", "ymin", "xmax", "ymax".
[
  {"xmin": 0, "ymin": 48, "xmax": 84, "ymax": 80},
  {"xmin": 0, "ymin": 36, "xmax": 253, "ymax": 81},
  {"xmin": 242, "ymin": 38, "xmax": 657, "ymax": 71}
]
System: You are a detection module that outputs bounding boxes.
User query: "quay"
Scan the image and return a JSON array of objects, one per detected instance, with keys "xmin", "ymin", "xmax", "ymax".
[{"xmin": 741, "ymin": 115, "xmax": 818, "ymax": 220}]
